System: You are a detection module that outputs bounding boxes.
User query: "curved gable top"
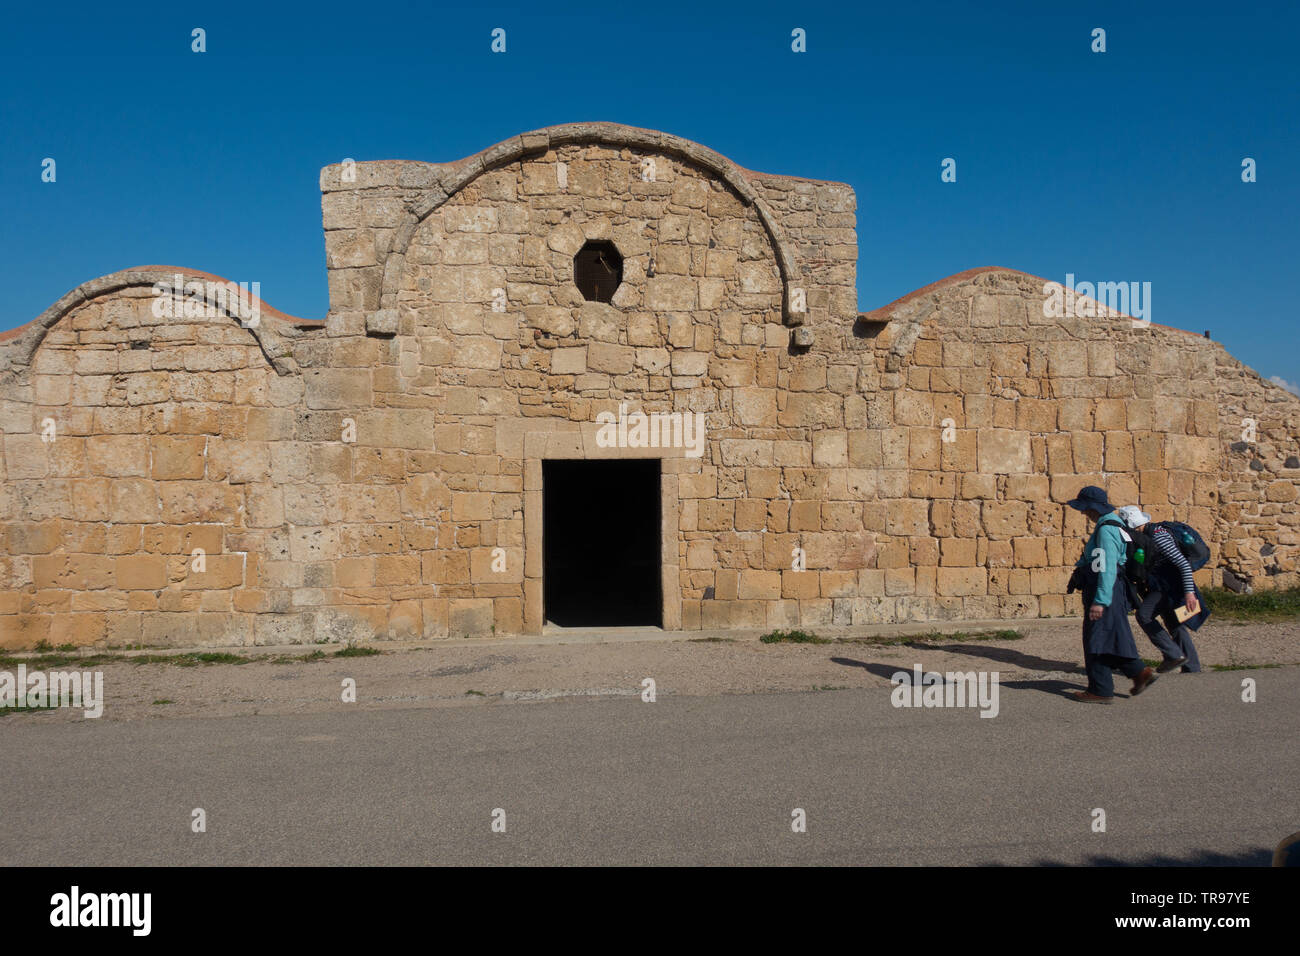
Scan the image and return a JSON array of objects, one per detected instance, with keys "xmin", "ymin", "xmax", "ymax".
[
  {"xmin": 374, "ymin": 122, "xmax": 808, "ymax": 328},
  {"xmin": 858, "ymin": 266, "xmax": 1212, "ymax": 340},
  {"xmin": 0, "ymin": 267, "xmax": 318, "ymax": 380}
]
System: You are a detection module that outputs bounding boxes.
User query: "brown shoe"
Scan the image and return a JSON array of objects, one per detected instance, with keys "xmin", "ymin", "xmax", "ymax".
[
  {"xmin": 1130, "ymin": 667, "xmax": 1159, "ymax": 696},
  {"xmin": 1070, "ymin": 691, "xmax": 1114, "ymax": 704}
]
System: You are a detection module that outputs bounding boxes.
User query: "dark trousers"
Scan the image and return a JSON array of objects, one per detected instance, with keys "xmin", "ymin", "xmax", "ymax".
[
  {"xmin": 1135, "ymin": 588, "xmax": 1202, "ymax": 672},
  {"xmin": 1085, "ymin": 652, "xmax": 1148, "ymax": 697}
]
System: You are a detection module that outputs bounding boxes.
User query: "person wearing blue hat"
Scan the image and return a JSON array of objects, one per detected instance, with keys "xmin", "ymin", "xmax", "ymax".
[{"xmin": 1064, "ymin": 486, "xmax": 1158, "ymax": 703}]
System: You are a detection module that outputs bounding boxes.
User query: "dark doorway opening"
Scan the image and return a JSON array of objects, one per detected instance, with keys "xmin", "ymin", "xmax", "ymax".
[{"xmin": 543, "ymin": 459, "xmax": 661, "ymax": 627}]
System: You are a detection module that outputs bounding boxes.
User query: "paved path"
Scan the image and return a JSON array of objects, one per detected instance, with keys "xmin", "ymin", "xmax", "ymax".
[{"xmin": 2, "ymin": 667, "xmax": 1295, "ymax": 865}]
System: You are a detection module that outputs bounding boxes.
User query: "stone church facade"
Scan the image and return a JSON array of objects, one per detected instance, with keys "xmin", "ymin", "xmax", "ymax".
[{"xmin": 1, "ymin": 122, "xmax": 1297, "ymax": 649}]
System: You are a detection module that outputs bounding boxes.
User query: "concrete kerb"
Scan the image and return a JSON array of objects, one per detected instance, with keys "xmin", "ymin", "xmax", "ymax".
[{"xmin": 0, "ymin": 618, "xmax": 1084, "ymax": 662}]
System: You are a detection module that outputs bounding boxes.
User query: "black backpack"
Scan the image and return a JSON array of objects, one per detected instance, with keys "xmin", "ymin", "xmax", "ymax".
[
  {"xmin": 1098, "ymin": 514, "xmax": 1154, "ymax": 587},
  {"xmin": 1150, "ymin": 520, "xmax": 1211, "ymax": 571}
]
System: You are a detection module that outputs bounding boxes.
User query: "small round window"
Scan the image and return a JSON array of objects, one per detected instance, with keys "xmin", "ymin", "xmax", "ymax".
[{"xmin": 574, "ymin": 240, "xmax": 623, "ymax": 303}]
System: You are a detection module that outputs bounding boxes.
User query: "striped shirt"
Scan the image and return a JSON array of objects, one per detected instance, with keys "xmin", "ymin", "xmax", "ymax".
[{"xmin": 1151, "ymin": 525, "xmax": 1196, "ymax": 594}]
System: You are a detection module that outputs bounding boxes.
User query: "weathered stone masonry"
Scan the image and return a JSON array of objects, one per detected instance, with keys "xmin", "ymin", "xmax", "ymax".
[{"xmin": 2, "ymin": 122, "xmax": 1297, "ymax": 649}]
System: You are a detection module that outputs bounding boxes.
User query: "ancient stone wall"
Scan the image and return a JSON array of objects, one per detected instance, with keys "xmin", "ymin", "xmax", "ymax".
[
  {"xmin": 828, "ymin": 269, "xmax": 1299, "ymax": 625},
  {"xmin": 1213, "ymin": 351, "xmax": 1300, "ymax": 586},
  {"xmin": 1, "ymin": 123, "xmax": 1296, "ymax": 650},
  {"xmin": 0, "ymin": 283, "xmax": 300, "ymax": 648}
]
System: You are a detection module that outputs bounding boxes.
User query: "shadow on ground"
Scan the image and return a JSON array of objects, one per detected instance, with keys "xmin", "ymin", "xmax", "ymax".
[
  {"xmin": 832, "ymin": 657, "xmax": 1086, "ymax": 700},
  {"xmin": 999, "ymin": 846, "xmax": 1274, "ymax": 867},
  {"xmin": 926, "ymin": 643, "xmax": 1083, "ymax": 674},
  {"xmin": 997, "ymin": 677, "xmax": 1084, "ymax": 699}
]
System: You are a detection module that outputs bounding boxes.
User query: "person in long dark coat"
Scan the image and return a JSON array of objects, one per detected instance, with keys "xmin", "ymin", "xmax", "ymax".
[
  {"xmin": 1064, "ymin": 486, "xmax": 1158, "ymax": 703},
  {"xmin": 1116, "ymin": 505, "xmax": 1206, "ymax": 674}
]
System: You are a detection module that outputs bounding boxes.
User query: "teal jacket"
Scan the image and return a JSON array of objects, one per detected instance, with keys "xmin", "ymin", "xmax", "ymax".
[{"xmin": 1074, "ymin": 514, "xmax": 1127, "ymax": 607}]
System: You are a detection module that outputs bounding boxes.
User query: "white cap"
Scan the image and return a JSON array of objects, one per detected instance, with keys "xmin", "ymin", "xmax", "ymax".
[{"xmin": 1117, "ymin": 505, "xmax": 1150, "ymax": 529}]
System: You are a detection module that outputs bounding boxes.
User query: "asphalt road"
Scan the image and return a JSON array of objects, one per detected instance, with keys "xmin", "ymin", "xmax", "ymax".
[{"xmin": 2, "ymin": 667, "xmax": 1296, "ymax": 865}]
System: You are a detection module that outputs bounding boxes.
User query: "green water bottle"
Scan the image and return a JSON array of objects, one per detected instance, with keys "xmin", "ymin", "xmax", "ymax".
[{"xmin": 1134, "ymin": 548, "xmax": 1146, "ymax": 565}]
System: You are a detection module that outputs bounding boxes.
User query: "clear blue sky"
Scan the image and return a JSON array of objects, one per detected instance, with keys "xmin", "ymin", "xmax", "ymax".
[{"xmin": 3, "ymin": 0, "xmax": 1296, "ymax": 389}]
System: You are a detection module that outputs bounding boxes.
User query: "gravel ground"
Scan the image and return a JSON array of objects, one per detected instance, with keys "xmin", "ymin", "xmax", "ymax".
[{"xmin": 4, "ymin": 614, "xmax": 1295, "ymax": 724}]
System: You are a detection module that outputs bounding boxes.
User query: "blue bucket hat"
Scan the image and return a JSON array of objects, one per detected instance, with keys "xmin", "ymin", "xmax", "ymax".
[{"xmin": 1066, "ymin": 485, "xmax": 1114, "ymax": 514}]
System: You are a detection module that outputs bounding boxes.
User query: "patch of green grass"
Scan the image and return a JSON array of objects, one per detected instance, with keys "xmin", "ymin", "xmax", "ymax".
[
  {"xmin": 760, "ymin": 629, "xmax": 831, "ymax": 644},
  {"xmin": 180, "ymin": 652, "xmax": 249, "ymax": 666},
  {"xmin": 689, "ymin": 636, "xmax": 737, "ymax": 643},
  {"xmin": 465, "ymin": 689, "xmax": 486, "ymax": 697},
  {"xmin": 1202, "ymin": 587, "xmax": 1300, "ymax": 622},
  {"xmin": 0, "ymin": 651, "xmax": 254, "ymax": 669},
  {"xmin": 333, "ymin": 645, "xmax": 381, "ymax": 658},
  {"xmin": 0, "ymin": 652, "xmax": 80, "ymax": 669},
  {"xmin": 759, "ymin": 627, "xmax": 1023, "ymax": 647},
  {"xmin": 152, "ymin": 699, "xmax": 174, "ymax": 705},
  {"xmin": 270, "ymin": 650, "xmax": 328, "ymax": 663},
  {"xmin": 1209, "ymin": 662, "xmax": 1283, "ymax": 672},
  {"xmin": 811, "ymin": 684, "xmax": 850, "ymax": 692},
  {"xmin": 906, "ymin": 629, "xmax": 1023, "ymax": 644},
  {"xmin": 0, "ymin": 646, "xmax": 381, "ymax": 669},
  {"xmin": 0, "ymin": 704, "xmax": 59, "ymax": 715}
]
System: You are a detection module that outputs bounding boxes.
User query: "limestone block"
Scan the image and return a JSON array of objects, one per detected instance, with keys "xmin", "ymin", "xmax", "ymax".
[
  {"xmin": 983, "ymin": 501, "xmax": 1029, "ymax": 539},
  {"xmin": 304, "ymin": 368, "xmax": 372, "ymax": 410},
  {"xmin": 936, "ymin": 567, "xmax": 986, "ymax": 597},
  {"xmin": 5, "ymin": 434, "xmax": 50, "ymax": 479},
  {"xmin": 977, "ymin": 429, "xmax": 1032, "ymax": 474},
  {"xmin": 368, "ymin": 309, "xmax": 399, "ymax": 335},
  {"xmin": 524, "ymin": 305, "xmax": 574, "ymax": 337},
  {"xmin": 551, "ymin": 347, "xmax": 588, "ymax": 375},
  {"xmin": 940, "ymin": 538, "xmax": 977, "ymax": 567},
  {"xmin": 588, "ymin": 342, "xmax": 635, "ymax": 374},
  {"xmin": 1163, "ymin": 435, "xmax": 1219, "ymax": 474},
  {"xmin": 576, "ymin": 302, "xmax": 621, "ymax": 342},
  {"xmin": 546, "ymin": 221, "xmax": 586, "ymax": 255},
  {"xmin": 812, "ymin": 430, "xmax": 848, "ymax": 467},
  {"xmin": 646, "ymin": 276, "xmax": 697, "ymax": 311},
  {"xmin": 151, "ymin": 436, "xmax": 206, "ymax": 480},
  {"xmin": 738, "ymin": 570, "xmax": 781, "ymax": 600},
  {"xmin": 886, "ymin": 499, "xmax": 929, "ymax": 536}
]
